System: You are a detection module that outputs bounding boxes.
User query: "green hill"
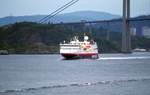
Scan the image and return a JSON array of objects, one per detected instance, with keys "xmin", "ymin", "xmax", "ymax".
[{"xmin": 0, "ymin": 22, "xmax": 150, "ymax": 54}]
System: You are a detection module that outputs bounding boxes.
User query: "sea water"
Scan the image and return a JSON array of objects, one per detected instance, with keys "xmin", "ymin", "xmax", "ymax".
[{"xmin": 0, "ymin": 52, "xmax": 150, "ymax": 95}]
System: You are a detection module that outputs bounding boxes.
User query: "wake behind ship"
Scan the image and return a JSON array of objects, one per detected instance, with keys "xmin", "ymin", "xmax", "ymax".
[{"xmin": 60, "ymin": 35, "xmax": 99, "ymax": 59}]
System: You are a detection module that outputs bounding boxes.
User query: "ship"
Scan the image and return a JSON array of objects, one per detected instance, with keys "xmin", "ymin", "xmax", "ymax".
[{"xmin": 60, "ymin": 35, "xmax": 99, "ymax": 59}]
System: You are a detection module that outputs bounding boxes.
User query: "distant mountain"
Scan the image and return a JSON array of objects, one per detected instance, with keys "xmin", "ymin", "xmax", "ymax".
[
  {"xmin": 0, "ymin": 11, "xmax": 120, "ymax": 26},
  {"xmin": 0, "ymin": 15, "xmax": 45, "ymax": 26},
  {"xmin": 51, "ymin": 11, "xmax": 120, "ymax": 23}
]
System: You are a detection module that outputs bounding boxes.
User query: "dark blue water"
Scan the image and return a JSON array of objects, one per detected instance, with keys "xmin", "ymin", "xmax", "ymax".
[{"xmin": 0, "ymin": 52, "xmax": 150, "ymax": 95}]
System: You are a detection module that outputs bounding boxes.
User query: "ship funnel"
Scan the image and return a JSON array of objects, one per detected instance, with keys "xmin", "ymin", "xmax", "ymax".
[{"xmin": 84, "ymin": 36, "xmax": 89, "ymax": 41}]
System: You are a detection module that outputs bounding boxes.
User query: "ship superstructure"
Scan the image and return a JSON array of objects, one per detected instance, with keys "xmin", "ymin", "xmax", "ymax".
[{"xmin": 60, "ymin": 35, "xmax": 99, "ymax": 59}]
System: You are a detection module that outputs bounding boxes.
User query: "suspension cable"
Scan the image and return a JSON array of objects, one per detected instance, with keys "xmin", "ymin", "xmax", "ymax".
[{"xmin": 39, "ymin": 0, "xmax": 79, "ymax": 23}]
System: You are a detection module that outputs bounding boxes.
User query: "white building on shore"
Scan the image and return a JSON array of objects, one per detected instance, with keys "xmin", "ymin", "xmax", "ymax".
[
  {"xmin": 130, "ymin": 27, "xmax": 136, "ymax": 36},
  {"xmin": 142, "ymin": 26, "xmax": 150, "ymax": 38}
]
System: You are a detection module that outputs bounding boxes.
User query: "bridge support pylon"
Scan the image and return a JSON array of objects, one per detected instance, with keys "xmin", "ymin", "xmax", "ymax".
[{"xmin": 122, "ymin": 0, "xmax": 131, "ymax": 53}]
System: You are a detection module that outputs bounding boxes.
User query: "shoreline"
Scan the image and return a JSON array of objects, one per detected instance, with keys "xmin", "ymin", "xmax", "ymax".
[{"xmin": 1, "ymin": 51, "xmax": 150, "ymax": 55}]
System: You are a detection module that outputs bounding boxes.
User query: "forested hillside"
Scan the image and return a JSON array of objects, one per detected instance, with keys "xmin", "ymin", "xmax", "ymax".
[{"xmin": 0, "ymin": 22, "xmax": 150, "ymax": 54}]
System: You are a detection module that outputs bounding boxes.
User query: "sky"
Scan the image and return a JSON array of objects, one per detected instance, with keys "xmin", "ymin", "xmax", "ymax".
[{"xmin": 0, "ymin": 0, "xmax": 150, "ymax": 18}]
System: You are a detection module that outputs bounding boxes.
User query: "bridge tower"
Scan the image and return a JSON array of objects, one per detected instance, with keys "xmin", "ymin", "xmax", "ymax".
[{"xmin": 122, "ymin": 0, "xmax": 131, "ymax": 53}]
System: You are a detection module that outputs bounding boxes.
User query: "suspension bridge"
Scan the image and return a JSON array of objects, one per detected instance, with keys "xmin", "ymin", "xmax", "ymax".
[{"xmin": 39, "ymin": 0, "xmax": 150, "ymax": 53}]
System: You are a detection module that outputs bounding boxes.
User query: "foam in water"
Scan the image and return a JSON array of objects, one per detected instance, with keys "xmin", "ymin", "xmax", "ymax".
[
  {"xmin": 98, "ymin": 56, "xmax": 150, "ymax": 60},
  {"xmin": 1, "ymin": 78, "xmax": 150, "ymax": 93}
]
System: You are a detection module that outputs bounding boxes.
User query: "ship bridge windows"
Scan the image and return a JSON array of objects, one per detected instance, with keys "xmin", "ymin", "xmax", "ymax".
[
  {"xmin": 60, "ymin": 45, "xmax": 79, "ymax": 47},
  {"xmin": 60, "ymin": 47, "xmax": 80, "ymax": 50}
]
